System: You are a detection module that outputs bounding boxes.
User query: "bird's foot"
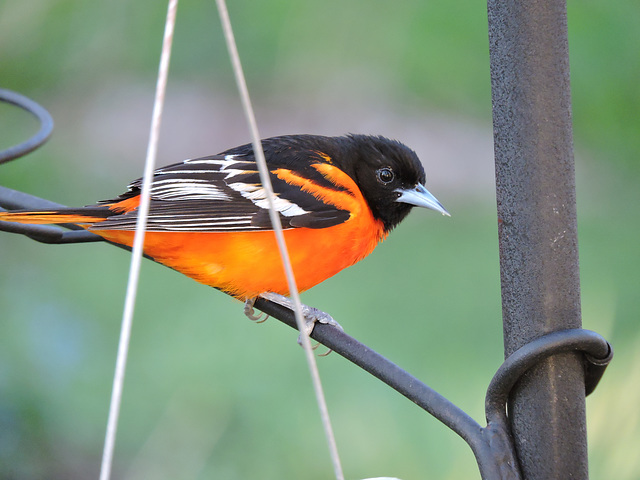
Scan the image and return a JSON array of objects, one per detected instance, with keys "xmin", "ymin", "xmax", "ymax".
[
  {"xmin": 243, "ymin": 297, "xmax": 269, "ymax": 323},
  {"xmin": 259, "ymin": 292, "xmax": 343, "ymax": 339}
]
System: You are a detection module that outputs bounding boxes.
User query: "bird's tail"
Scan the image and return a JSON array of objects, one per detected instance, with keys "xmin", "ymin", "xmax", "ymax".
[{"xmin": 0, "ymin": 207, "xmax": 112, "ymax": 226}]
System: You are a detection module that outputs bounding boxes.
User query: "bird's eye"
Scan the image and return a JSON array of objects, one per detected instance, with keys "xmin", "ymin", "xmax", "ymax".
[{"xmin": 376, "ymin": 167, "xmax": 395, "ymax": 184}]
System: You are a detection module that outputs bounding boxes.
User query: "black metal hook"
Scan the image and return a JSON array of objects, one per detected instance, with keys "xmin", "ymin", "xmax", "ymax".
[
  {"xmin": 0, "ymin": 88, "xmax": 54, "ymax": 165},
  {"xmin": 486, "ymin": 329, "xmax": 613, "ymax": 425},
  {"xmin": 481, "ymin": 329, "xmax": 613, "ymax": 478}
]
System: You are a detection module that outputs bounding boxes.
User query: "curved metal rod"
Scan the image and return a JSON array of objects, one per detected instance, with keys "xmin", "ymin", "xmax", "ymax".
[
  {"xmin": 0, "ymin": 89, "xmax": 54, "ymax": 164},
  {"xmin": 480, "ymin": 329, "xmax": 613, "ymax": 479},
  {"xmin": 485, "ymin": 329, "xmax": 613, "ymax": 424}
]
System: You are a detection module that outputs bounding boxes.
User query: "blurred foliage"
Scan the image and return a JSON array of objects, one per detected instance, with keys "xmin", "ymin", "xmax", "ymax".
[
  {"xmin": 2, "ymin": 0, "xmax": 638, "ymax": 170},
  {"xmin": 1, "ymin": 0, "xmax": 639, "ymax": 479}
]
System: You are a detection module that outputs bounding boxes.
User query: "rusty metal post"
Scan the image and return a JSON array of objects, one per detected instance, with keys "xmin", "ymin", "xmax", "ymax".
[{"xmin": 487, "ymin": 0, "xmax": 588, "ymax": 478}]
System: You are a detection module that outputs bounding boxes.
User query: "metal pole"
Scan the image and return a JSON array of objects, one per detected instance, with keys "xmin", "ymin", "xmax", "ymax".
[{"xmin": 487, "ymin": 0, "xmax": 587, "ymax": 479}]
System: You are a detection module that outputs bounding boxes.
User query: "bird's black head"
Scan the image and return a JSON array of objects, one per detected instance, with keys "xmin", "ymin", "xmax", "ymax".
[{"xmin": 334, "ymin": 134, "xmax": 449, "ymax": 232}]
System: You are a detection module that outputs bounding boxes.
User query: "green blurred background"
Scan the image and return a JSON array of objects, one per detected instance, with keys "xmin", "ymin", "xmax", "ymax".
[{"xmin": 0, "ymin": 0, "xmax": 638, "ymax": 478}]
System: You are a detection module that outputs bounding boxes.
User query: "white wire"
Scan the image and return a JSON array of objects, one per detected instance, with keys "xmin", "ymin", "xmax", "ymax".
[
  {"xmin": 98, "ymin": 1, "xmax": 178, "ymax": 479},
  {"xmin": 214, "ymin": 2, "xmax": 344, "ymax": 479}
]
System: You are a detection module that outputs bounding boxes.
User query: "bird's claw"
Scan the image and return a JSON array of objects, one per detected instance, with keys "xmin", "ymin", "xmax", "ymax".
[
  {"xmin": 244, "ymin": 297, "xmax": 269, "ymax": 323},
  {"xmin": 298, "ymin": 304, "xmax": 343, "ymax": 337},
  {"xmin": 258, "ymin": 293, "xmax": 343, "ymax": 351}
]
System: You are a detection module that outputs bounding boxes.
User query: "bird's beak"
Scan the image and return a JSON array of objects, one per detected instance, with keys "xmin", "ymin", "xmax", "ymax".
[{"xmin": 395, "ymin": 184, "xmax": 450, "ymax": 216}]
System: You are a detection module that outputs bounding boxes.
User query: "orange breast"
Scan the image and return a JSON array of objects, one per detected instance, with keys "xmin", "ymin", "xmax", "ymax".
[
  {"xmin": 93, "ymin": 159, "xmax": 387, "ymax": 298},
  {"xmin": 92, "ymin": 213, "xmax": 386, "ymax": 299}
]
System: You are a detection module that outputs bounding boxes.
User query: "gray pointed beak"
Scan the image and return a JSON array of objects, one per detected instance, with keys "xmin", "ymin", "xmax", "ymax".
[{"xmin": 395, "ymin": 184, "xmax": 450, "ymax": 216}]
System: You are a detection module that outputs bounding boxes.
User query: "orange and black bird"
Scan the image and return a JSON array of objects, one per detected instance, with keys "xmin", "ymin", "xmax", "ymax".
[{"xmin": 0, "ymin": 134, "xmax": 449, "ymax": 329}]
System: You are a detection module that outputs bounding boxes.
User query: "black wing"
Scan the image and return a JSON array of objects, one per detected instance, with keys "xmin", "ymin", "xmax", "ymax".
[{"xmin": 93, "ymin": 150, "xmax": 351, "ymax": 232}]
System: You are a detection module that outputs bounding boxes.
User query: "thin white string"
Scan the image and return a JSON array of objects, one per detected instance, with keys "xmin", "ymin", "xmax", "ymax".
[
  {"xmin": 214, "ymin": 2, "xmax": 344, "ymax": 479},
  {"xmin": 98, "ymin": 1, "xmax": 178, "ymax": 479}
]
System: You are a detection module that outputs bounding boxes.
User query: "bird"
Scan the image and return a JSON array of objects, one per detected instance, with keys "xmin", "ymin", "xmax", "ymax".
[{"xmin": 0, "ymin": 134, "xmax": 449, "ymax": 331}]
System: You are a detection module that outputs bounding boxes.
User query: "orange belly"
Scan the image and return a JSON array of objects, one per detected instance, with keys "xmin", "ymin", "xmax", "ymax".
[{"xmin": 93, "ymin": 217, "xmax": 386, "ymax": 299}]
